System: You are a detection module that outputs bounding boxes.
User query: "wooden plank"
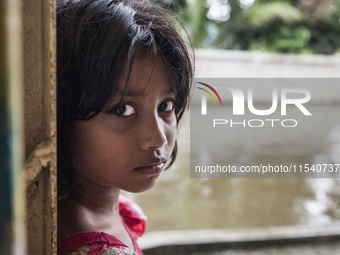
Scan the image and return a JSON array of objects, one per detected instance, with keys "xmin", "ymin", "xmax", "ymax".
[{"xmin": 23, "ymin": 0, "xmax": 57, "ymax": 253}]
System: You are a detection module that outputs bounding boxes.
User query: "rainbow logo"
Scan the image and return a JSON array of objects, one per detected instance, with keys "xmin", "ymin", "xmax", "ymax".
[{"xmin": 196, "ymin": 82, "xmax": 223, "ymax": 106}]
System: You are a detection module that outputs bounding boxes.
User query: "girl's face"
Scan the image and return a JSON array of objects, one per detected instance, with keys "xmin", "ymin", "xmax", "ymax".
[{"xmin": 69, "ymin": 56, "xmax": 177, "ymax": 193}]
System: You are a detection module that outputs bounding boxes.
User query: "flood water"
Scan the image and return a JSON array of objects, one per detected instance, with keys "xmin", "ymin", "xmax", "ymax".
[{"xmin": 128, "ymin": 104, "xmax": 340, "ymax": 233}]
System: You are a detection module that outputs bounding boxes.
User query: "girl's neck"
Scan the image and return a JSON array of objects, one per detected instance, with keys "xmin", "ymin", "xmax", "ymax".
[
  {"xmin": 69, "ymin": 175, "xmax": 121, "ymax": 214},
  {"xmin": 58, "ymin": 175, "xmax": 136, "ymax": 252},
  {"xmin": 57, "ymin": 174, "xmax": 123, "ymax": 241}
]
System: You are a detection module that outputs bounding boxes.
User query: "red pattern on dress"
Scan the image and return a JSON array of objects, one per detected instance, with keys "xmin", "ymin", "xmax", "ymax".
[{"xmin": 58, "ymin": 195, "xmax": 146, "ymax": 255}]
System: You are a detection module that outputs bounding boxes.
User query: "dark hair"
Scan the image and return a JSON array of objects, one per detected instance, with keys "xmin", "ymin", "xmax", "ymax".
[{"xmin": 57, "ymin": 0, "xmax": 193, "ymax": 198}]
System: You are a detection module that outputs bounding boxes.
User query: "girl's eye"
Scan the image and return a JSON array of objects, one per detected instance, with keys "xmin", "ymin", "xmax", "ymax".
[
  {"xmin": 113, "ymin": 104, "xmax": 136, "ymax": 117},
  {"xmin": 159, "ymin": 100, "xmax": 175, "ymax": 113}
]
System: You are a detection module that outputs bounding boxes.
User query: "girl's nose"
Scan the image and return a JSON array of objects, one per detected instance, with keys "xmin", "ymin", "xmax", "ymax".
[{"xmin": 139, "ymin": 113, "xmax": 168, "ymax": 151}]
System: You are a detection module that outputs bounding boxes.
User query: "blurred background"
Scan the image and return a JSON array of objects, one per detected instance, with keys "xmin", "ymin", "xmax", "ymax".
[
  {"xmin": 128, "ymin": 0, "xmax": 340, "ymax": 254},
  {"xmin": 156, "ymin": 0, "xmax": 340, "ymax": 54}
]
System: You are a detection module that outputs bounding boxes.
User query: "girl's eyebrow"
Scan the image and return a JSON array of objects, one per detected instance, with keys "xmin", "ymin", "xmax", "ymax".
[
  {"xmin": 116, "ymin": 88, "xmax": 175, "ymax": 98},
  {"xmin": 162, "ymin": 88, "xmax": 176, "ymax": 96}
]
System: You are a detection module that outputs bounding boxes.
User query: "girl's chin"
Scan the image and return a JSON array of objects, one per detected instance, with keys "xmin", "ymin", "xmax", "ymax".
[{"xmin": 123, "ymin": 175, "xmax": 162, "ymax": 193}]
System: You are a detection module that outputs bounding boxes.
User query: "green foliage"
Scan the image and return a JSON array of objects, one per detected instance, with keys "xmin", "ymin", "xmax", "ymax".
[
  {"xmin": 151, "ymin": 0, "xmax": 209, "ymax": 48},
  {"xmin": 226, "ymin": 0, "xmax": 340, "ymax": 54},
  {"xmin": 152, "ymin": 0, "xmax": 340, "ymax": 54},
  {"xmin": 308, "ymin": 21, "xmax": 340, "ymax": 55},
  {"xmin": 244, "ymin": 2, "xmax": 303, "ymax": 26}
]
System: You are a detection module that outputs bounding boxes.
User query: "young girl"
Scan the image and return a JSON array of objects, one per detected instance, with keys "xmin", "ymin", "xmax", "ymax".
[{"xmin": 56, "ymin": 0, "xmax": 193, "ymax": 254}]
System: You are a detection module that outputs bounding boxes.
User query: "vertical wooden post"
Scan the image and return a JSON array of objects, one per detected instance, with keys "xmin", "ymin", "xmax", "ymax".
[
  {"xmin": 23, "ymin": 0, "xmax": 57, "ymax": 254},
  {"xmin": 43, "ymin": 0, "xmax": 57, "ymax": 253},
  {"xmin": 2, "ymin": 0, "xmax": 58, "ymax": 252}
]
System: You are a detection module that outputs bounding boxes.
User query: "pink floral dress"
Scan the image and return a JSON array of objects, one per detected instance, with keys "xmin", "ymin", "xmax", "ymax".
[{"xmin": 58, "ymin": 195, "xmax": 147, "ymax": 255}]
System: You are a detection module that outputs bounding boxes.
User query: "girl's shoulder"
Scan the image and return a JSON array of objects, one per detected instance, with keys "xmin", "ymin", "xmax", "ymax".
[
  {"xmin": 118, "ymin": 194, "xmax": 147, "ymax": 239},
  {"xmin": 58, "ymin": 231, "xmax": 137, "ymax": 255},
  {"xmin": 58, "ymin": 196, "xmax": 146, "ymax": 255},
  {"xmin": 69, "ymin": 244, "xmax": 134, "ymax": 255}
]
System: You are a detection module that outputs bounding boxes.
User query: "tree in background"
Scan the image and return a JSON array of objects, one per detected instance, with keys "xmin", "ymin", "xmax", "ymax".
[
  {"xmin": 153, "ymin": 0, "xmax": 209, "ymax": 47},
  {"xmin": 153, "ymin": 0, "xmax": 340, "ymax": 54}
]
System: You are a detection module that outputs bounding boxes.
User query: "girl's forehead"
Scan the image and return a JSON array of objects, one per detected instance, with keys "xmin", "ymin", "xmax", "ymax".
[
  {"xmin": 116, "ymin": 55, "xmax": 173, "ymax": 95},
  {"xmin": 130, "ymin": 55, "xmax": 168, "ymax": 79}
]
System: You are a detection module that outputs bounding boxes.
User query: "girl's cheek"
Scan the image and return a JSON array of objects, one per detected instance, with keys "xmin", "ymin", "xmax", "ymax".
[
  {"xmin": 102, "ymin": 113, "xmax": 137, "ymax": 131},
  {"xmin": 163, "ymin": 111, "xmax": 177, "ymax": 126},
  {"xmin": 166, "ymin": 118, "xmax": 177, "ymax": 146}
]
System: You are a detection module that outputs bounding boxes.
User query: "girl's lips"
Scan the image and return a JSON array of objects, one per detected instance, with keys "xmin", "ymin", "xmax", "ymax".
[{"xmin": 134, "ymin": 162, "xmax": 165, "ymax": 175}]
